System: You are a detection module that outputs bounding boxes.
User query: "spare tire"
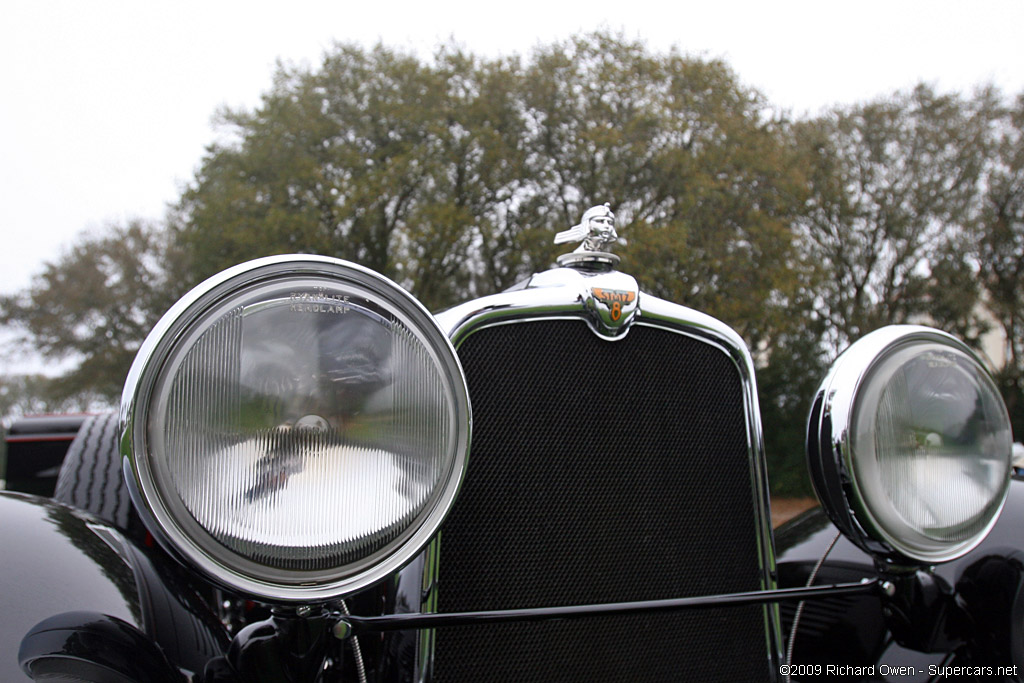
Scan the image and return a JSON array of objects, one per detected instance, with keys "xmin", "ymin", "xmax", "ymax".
[{"xmin": 54, "ymin": 412, "xmax": 143, "ymax": 537}]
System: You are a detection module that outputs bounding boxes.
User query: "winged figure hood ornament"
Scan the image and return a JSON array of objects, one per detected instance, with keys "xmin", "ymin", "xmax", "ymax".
[
  {"xmin": 555, "ymin": 203, "xmax": 618, "ymax": 252},
  {"xmin": 555, "ymin": 203, "xmax": 620, "ymax": 268}
]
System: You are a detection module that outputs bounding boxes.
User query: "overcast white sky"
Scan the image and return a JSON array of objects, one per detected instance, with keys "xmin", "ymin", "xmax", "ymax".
[{"xmin": 2, "ymin": 0, "xmax": 1022, "ymax": 319}]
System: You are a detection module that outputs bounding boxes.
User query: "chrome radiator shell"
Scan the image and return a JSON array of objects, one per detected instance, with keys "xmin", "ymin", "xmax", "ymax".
[{"xmin": 387, "ymin": 266, "xmax": 781, "ymax": 682}]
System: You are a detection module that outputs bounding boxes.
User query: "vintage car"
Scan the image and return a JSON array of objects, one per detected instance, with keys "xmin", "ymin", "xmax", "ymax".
[{"xmin": 1, "ymin": 204, "xmax": 1020, "ymax": 682}]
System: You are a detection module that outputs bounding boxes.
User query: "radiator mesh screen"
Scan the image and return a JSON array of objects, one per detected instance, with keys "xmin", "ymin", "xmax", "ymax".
[{"xmin": 433, "ymin": 320, "xmax": 771, "ymax": 682}]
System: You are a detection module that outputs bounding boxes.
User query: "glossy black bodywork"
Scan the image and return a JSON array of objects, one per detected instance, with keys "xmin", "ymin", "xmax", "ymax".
[
  {"xmin": 3, "ymin": 403, "xmax": 1023, "ymax": 682},
  {"xmin": 4, "ymin": 415, "xmax": 1023, "ymax": 683},
  {"xmin": 0, "ymin": 492, "xmax": 228, "ymax": 682},
  {"xmin": 19, "ymin": 611, "xmax": 186, "ymax": 683},
  {"xmin": 775, "ymin": 476, "xmax": 1024, "ymax": 680},
  {"xmin": 3, "ymin": 457, "xmax": 1023, "ymax": 683}
]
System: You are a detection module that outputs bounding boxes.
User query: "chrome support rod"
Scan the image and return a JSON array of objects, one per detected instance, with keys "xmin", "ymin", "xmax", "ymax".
[{"xmin": 333, "ymin": 579, "xmax": 879, "ymax": 638}]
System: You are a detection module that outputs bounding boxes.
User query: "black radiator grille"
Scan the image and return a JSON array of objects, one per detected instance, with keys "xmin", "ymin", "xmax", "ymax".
[{"xmin": 432, "ymin": 319, "xmax": 771, "ymax": 682}]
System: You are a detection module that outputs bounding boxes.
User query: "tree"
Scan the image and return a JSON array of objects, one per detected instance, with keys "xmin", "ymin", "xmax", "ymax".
[
  {"xmin": 0, "ymin": 220, "xmax": 186, "ymax": 403},
  {"xmin": 174, "ymin": 34, "xmax": 809, "ymax": 323},
  {"xmin": 794, "ymin": 85, "xmax": 999, "ymax": 353},
  {"xmin": 492, "ymin": 34, "xmax": 808, "ymax": 348},
  {"xmin": 976, "ymin": 92, "xmax": 1024, "ymax": 438},
  {"xmin": 170, "ymin": 34, "xmax": 821, "ymax": 493},
  {"xmin": 0, "ymin": 373, "xmax": 101, "ymax": 427},
  {"xmin": 389, "ymin": 46, "xmax": 530, "ymax": 303},
  {"xmin": 175, "ymin": 43, "xmax": 530, "ymax": 311}
]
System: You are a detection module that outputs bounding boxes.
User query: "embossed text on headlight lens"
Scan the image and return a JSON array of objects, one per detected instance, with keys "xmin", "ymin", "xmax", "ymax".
[{"xmin": 142, "ymin": 271, "xmax": 464, "ymax": 591}]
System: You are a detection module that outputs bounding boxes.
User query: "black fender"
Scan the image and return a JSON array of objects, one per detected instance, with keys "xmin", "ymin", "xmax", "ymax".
[
  {"xmin": 775, "ymin": 477, "xmax": 1024, "ymax": 679},
  {"xmin": 0, "ymin": 491, "xmax": 229, "ymax": 681}
]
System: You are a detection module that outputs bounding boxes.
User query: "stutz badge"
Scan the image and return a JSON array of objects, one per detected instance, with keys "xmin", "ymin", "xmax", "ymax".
[
  {"xmin": 585, "ymin": 276, "xmax": 640, "ymax": 335},
  {"xmin": 591, "ymin": 288, "xmax": 636, "ymax": 323}
]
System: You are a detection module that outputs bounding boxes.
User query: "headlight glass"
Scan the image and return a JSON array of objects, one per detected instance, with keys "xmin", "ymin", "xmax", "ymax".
[
  {"xmin": 125, "ymin": 257, "xmax": 470, "ymax": 601},
  {"xmin": 809, "ymin": 326, "xmax": 1012, "ymax": 564},
  {"xmin": 851, "ymin": 342, "xmax": 1011, "ymax": 558}
]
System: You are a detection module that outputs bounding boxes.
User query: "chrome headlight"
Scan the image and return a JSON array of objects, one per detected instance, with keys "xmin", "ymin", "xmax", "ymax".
[
  {"xmin": 808, "ymin": 325, "xmax": 1012, "ymax": 564},
  {"xmin": 122, "ymin": 256, "xmax": 470, "ymax": 602}
]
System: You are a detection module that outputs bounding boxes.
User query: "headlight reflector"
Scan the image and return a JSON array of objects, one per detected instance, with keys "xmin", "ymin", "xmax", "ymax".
[
  {"xmin": 123, "ymin": 256, "xmax": 470, "ymax": 601},
  {"xmin": 808, "ymin": 326, "xmax": 1012, "ymax": 564}
]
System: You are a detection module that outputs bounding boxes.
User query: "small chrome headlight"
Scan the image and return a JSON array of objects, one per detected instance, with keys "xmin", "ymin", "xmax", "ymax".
[
  {"xmin": 122, "ymin": 256, "xmax": 470, "ymax": 602},
  {"xmin": 808, "ymin": 325, "xmax": 1012, "ymax": 564}
]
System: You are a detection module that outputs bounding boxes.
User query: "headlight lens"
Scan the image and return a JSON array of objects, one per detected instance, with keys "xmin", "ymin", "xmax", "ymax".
[
  {"xmin": 808, "ymin": 326, "xmax": 1012, "ymax": 564},
  {"xmin": 123, "ymin": 256, "xmax": 470, "ymax": 601}
]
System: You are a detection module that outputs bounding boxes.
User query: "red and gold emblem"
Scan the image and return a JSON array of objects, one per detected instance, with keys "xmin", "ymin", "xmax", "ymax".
[{"xmin": 591, "ymin": 288, "xmax": 636, "ymax": 322}]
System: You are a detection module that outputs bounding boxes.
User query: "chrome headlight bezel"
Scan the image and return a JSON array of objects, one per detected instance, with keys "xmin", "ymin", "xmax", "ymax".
[
  {"xmin": 807, "ymin": 325, "xmax": 1012, "ymax": 565},
  {"xmin": 121, "ymin": 255, "xmax": 471, "ymax": 602}
]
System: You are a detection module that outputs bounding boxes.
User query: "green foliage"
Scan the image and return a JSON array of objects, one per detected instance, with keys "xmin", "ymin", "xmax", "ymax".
[
  {"xmin": 754, "ymin": 302, "xmax": 835, "ymax": 496},
  {"xmin": 0, "ymin": 220, "xmax": 186, "ymax": 404},
  {"xmin": 975, "ymin": 92, "xmax": 1024, "ymax": 438},
  {"xmin": 794, "ymin": 85, "xmax": 1001, "ymax": 353},
  {"xmin": 176, "ymin": 43, "xmax": 531, "ymax": 311},
  {"xmin": 5, "ymin": 33, "xmax": 1024, "ymax": 494},
  {"xmin": 175, "ymin": 33, "xmax": 810, "ymax": 322},
  {"xmin": 516, "ymin": 35, "xmax": 812, "ymax": 350}
]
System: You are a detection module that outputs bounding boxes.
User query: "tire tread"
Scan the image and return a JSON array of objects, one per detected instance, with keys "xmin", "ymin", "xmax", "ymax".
[{"xmin": 54, "ymin": 412, "xmax": 141, "ymax": 535}]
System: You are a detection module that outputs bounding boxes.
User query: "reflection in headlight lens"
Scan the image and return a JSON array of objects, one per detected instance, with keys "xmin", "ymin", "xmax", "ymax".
[
  {"xmin": 137, "ymin": 266, "xmax": 467, "ymax": 596},
  {"xmin": 851, "ymin": 342, "xmax": 1012, "ymax": 560}
]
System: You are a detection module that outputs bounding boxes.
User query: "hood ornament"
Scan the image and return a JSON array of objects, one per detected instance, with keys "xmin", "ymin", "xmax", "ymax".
[
  {"xmin": 541, "ymin": 202, "xmax": 638, "ymax": 337},
  {"xmin": 555, "ymin": 203, "xmax": 620, "ymax": 269}
]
